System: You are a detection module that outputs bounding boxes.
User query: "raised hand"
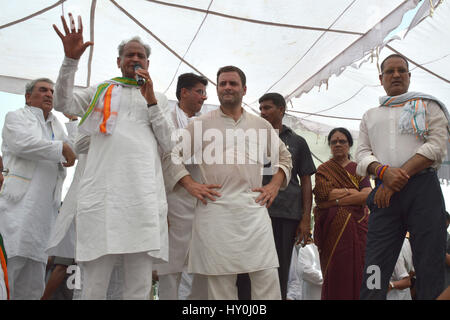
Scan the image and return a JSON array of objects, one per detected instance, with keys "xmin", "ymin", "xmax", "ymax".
[{"xmin": 53, "ymin": 13, "xmax": 94, "ymax": 60}]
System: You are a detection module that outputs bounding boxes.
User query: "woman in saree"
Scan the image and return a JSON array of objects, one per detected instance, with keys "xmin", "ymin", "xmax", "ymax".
[{"xmin": 313, "ymin": 127, "xmax": 372, "ymax": 300}]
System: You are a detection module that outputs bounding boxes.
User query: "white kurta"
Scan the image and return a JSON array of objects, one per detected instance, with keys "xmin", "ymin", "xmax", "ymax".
[
  {"xmin": 298, "ymin": 243, "xmax": 323, "ymax": 300},
  {"xmin": 46, "ymin": 133, "xmax": 90, "ymax": 259},
  {"xmin": 166, "ymin": 108, "xmax": 292, "ymax": 275},
  {"xmin": 53, "ymin": 57, "xmax": 174, "ymax": 262},
  {"xmin": 155, "ymin": 108, "xmax": 201, "ymax": 275},
  {"xmin": 387, "ymin": 238, "xmax": 413, "ymax": 300},
  {"xmin": 0, "ymin": 107, "xmax": 72, "ymax": 263}
]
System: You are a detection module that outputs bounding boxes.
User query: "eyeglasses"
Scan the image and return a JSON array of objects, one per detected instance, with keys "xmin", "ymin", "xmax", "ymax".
[
  {"xmin": 330, "ymin": 139, "xmax": 348, "ymax": 145},
  {"xmin": 381, "ymin": 68, "xmax": 409, "ymax": 76},
  {"xmin": 191, "ymin": 89, "xmax": 207, "ymax": 97}
]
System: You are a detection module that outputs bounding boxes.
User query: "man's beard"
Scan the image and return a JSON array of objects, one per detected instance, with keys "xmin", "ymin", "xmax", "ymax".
[{"xmin": 219, "ymin": 94, "xmax": 242, "ymax": 108}]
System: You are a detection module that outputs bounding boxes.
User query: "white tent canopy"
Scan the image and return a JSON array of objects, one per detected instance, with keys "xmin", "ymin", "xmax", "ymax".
[
  {"xmin": 0, "ymin": 0, "xmax": 423, "ymax": 105},
  {"xmin": 0, "ymin": 0, "xmax": 449, "ymax": 179}
]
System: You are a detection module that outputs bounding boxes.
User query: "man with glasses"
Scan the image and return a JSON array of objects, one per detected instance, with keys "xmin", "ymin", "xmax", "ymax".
[
  {"xmin": 356, "ymin": 54, "xmax": 450, "ymax": 299},
  {"xmin": 156, "ymin": 73, "xmax": 209, "ymax": 299}
]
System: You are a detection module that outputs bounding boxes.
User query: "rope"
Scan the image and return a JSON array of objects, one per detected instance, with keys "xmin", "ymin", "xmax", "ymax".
[
  {"xmin": 262, "ymin": 0, "xmax": 358, "ymax": 96},
  {"xmin": 163, "ymin": 0, "xmax": 214, "ymax": 94},
  {"xmin": 287, "ymin": 110, "xmax": 361, "ymax": 121},
  {"xmin": 0, "ymin": 0, "xmax": 67, "ymax": 30},
  {"xmin": 109, "ymin": 0, "xmax": 215, "ymax": 86},
  {"xmin": 284, "ymin": 0, "xmax": 413, "ymax": 103},
  {"xmin": 86, "ymin": 0, "xmax": 97, "ymax": 87},
  {"xmin": 144, "ymin": 0, "xmax": 363, "ymax": 36},
  {"xmin": 386, "ymin": 45, "xmax": 450, "ymax": 84}
]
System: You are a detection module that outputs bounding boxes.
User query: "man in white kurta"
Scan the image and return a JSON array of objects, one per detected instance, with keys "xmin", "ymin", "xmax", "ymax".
[
  {"xmin": 52, "ymin": 14, "xmax": 174, "ymax": 299},
  {"xmin": 165, "ymin": 66, "xmax": 292, "ymax": 300},
  {"xmin": 156, "ymin": 73, "xmax": 209, "ymax": 300},
  {"xmin": 0, "ymin": 78, "xmax": 77, "ymax": 299}
]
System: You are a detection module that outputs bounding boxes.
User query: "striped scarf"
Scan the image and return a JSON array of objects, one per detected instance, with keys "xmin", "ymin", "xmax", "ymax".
[
  {"xmin": 79, "ymin": 77, "xmax": 140, "ymax": 135},
  {"xmin": 379, "ymin": 91, "xmax": 450, "ymax": 139}
]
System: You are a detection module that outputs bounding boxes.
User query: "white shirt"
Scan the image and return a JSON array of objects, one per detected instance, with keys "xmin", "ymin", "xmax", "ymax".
[
  {"xmin": 387, "ymin": 238, "xmax": 413, "ymax": 300},
  {"xmin": 0, "ymin": 106, "xmax": 74, "ymax": 263},
  {"xmin": 287, "ymin": 243, "xmax": 322, "ymax": 300},
  {"xmin": 53, "ymin": 57, "xmax": 175, "ymax": 262},
  {"xmin": 356, "ymin": 100, "xmax": 448, "ymax": 176},
  {"xmin": 154, "ymin": 107, "xmax": 202, "ymax": 275},
  {"xmin": 46, "ymin": 132, "xmax": 89, "ymax": 259}
]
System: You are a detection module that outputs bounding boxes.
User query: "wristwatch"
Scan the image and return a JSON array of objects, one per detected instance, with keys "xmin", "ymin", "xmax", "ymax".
[{"xmin": 389, "ymin": 281, "xmax": 395, "ymax": 289}]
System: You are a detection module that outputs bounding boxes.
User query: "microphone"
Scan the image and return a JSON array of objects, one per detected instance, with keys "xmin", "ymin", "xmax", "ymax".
[{"xmin": 134, "ymin": 63, "xmax": 145, "ymax": 86}]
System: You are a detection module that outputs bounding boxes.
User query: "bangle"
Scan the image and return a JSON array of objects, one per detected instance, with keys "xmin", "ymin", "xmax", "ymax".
[
  {"xmin": 374, "ymin": 164, "xmax": 383, "ymax": 176},
  {"xmin": 376, "ymin": 164, "xmax": 389, "ymax": 180},
  {"xmin": 379, "ymin": 165, "xmax": 389, "ymax": 180},
  {"xmin": 335, "ymin": 198, "xmax": 339, "ymax": 206},
  {"xmin": 147, "ymin": 102, "xmax": 158, "ymax": 108}
]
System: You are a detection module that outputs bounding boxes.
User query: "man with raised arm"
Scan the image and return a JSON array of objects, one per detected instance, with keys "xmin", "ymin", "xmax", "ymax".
[{"xmin": 52, "ymin": 13, "xmax": 175, "ymax": 299}]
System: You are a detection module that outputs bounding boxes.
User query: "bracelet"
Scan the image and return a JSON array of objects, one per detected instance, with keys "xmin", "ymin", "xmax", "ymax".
[
  {"xmin": 147, "ymin": 102, "xmax": 158, "ymax": 108},
  {"xmin": 376, "ymin": 164, "xmax": 389, "ymax": 180},
  {"xmin": 374, "ymin": 164, "xmax": 383, "ymax": 176},
  {"xmin": 335, "ymin": 198, "xmax": 339, "ymax": 206},
  {"xmin": 379, "ymin": 165, "xmax": 389, "ymax": 180}
]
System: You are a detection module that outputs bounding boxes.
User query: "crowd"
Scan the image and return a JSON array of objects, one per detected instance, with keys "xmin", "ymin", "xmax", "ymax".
[{"xmin": 0, "ymin": 13, "xmax": 449, "ymax": 300}]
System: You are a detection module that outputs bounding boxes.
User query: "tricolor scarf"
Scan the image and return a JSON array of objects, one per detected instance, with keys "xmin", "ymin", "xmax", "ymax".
[
  {"xmin": 78, "ymin": 77, "xmax": 140, "ymax": 135},
  {"xmin": 379, "ymin": 91, "xmax": 450, "ymax": 139},
  {"xmin": 0, "ymin": 234, "xmax": 9, "ymax": 300}
]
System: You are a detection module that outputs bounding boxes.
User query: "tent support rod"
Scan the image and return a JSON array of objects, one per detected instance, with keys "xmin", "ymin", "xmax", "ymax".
[
  {"xmin": 284, "ymin": 0, "xmax": 415, "ymax": 102},
  {"xmin": 144, "ymin": 0, "xmax": 363, "ymax": 36},
  {"xmin": 0, "ymin": 0, "xmax": 67, "ymax": 30},
  {"xmin": 109, "ymin": 0, "xmax": 215, "ymax": 86},
  {"xmin": 163, "ymin": 0, "xmax": 214, "ymax": 95},
  {"xmin": 386, "ymin": 45, "xmax": 450, "ymax": 84},
  {"xmin": 287, "ymin": 110, "xmax": 361, "ymax": 121},
  {"xmin": 86, "ymin": 0, "xmax": 97, "ymax": 87}
]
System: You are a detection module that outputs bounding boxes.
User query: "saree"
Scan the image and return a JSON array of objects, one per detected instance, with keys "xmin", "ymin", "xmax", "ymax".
[{"xmin": 313, "ymin": 159, "xmax": 370, "ymax": 300}]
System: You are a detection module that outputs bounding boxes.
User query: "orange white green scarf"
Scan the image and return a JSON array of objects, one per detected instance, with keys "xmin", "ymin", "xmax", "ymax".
[
  {"xmin": 79, "ymin": 77, "xmax": 140, "ymax": 135},
  {"xmin": 380, "ymin": 91, "xmax": 450, "ymax": 139}
]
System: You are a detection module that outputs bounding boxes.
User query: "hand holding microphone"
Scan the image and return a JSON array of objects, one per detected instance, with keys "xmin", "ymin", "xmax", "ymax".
[
  {"xmin": 134, "ymin": 63, "xmax": 145, "ymax": 86},
  {"xmin": 135, "ymin": 65, "xmax": 157, "ymax": 106}
]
